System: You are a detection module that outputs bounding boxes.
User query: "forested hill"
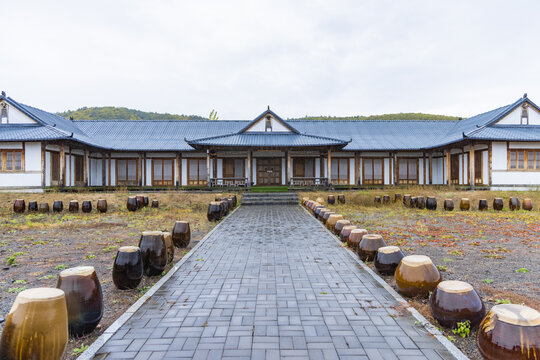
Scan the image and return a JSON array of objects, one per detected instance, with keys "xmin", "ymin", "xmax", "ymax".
[
  {"xmin": 57, "ymin": 107, "xmax": 206, "ymax": 121},
  {"xmin": 292, "ymin": 113, "xmax": 460, "ymax": 121},
  {"xmin": 57, "ymin": 107, "xmax": 460, "ymax": 121}
]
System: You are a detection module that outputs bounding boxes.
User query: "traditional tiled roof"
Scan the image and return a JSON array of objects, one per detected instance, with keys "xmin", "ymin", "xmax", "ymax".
[
  {"xmin": 0, "ymin": 124, "xmax": 68, "ymax": 141},
  {"xmin": 187, "ymin": 132, "xmax": 348, "ymax": 148},
  {"xmin": 465, "ymin": 125, "xmax": 540, "ymax": 141}
]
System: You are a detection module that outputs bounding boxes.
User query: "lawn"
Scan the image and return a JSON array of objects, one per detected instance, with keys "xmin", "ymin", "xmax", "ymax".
[
  {"xmin": 302, "ymin": 188, "xmax": 539, "ymax": 360},
  {"xmin": 0, "ymin": 191, "xmax": 222, "ymax": 359}
]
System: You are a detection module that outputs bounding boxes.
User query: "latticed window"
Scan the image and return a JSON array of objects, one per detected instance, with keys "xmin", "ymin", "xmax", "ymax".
[
  {"xmin": 509, "ymin": 149, "xmax": 540, "ymax": 170},
  {"xmin": 331, "ymin": 158, "xmax": 349, "ymax": 184},
  {"xmin": 188, "ymin": 159, "xmax": 207, "ymax": 185},
  {"xmin": 152, "ymin": 159, "xmax": 174, "ymax": 186},
  {"xmin": 1, "ymin": 150, "xmax": 23, "ymax": 171},
  {"xmin": 397, "ymin": 158, "xmax": 417, "ymax": 184},
  {"xmin": 116, "ymin": 159, "xmax": 138, "ymax": 186},
  {"xmin": 363, "ymin": 158, "xmax": 383, "ymax": 184}
]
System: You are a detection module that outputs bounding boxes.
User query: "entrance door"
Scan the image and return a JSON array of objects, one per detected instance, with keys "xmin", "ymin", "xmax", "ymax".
[{"xmin": 257, "ymin": 158, "xmax": 282, "ymax": 185}]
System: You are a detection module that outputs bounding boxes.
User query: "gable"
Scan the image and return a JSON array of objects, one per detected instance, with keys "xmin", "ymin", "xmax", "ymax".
[
  {"xmin": 244, "ymin": 114, "xmax": 293, "ymax": 132},
  {"xmin": 0, "ymin": 100, "xmax": 37, "ymax": 124},
  {"xmin": 495, "ymin": 101, "xmax": 540, "ymax": 125}
]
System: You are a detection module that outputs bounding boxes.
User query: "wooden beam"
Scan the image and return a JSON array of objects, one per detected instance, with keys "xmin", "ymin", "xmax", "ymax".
[
  {"xmin": 446, "ymin": 149, "xmax": 451, "ymax": 186},
  {"xmin": 83, "ymin": 149, "xmax": 88, "ymax": 187},
  {"xmin": 41, "ymin": 142, "xmax": 46, "ymax": 187},
  {"xmin": 60, "ymin": 144, "xmax": 66, "ymax": 187},
  {"xmin": 102, "ymin": 153, "xmax": 106, "ymax": 187},
  {"xmin": 327, "ymin": 149, "xmax": 332, "ymax": 184},
  {"xmin": 247, "ymin": 150, "xmax": 252, "ymax": 186},
  {"xmin": 469, "ymin": 143, "xmax": 475, "ymax": 187},
  {"xmin": 428, "ymin": 152, "xmax": 433, "ymax": 184}
]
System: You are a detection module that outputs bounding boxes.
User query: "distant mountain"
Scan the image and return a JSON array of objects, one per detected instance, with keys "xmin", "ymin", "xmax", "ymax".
[
  {"xmin": 292, "ymin": 113, "xmax": 460, "ymax": 121},
  {"xmin": 57, "ymin": 107, "xmax": 461, "ymax": 122},
  {"xmin": 57, "ymin": 107, "xmax": 207, "ymax": 121}
]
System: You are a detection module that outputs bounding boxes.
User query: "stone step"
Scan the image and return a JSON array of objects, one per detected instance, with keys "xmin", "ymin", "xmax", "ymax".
[{"xmin": 241, "ymin": 192, "xmax": 299, "ymax": 205}]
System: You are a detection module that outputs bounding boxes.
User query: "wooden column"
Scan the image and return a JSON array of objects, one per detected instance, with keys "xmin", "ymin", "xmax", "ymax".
[
  {"xmin": 469, "ymin": 143, "xmax": 475, "ymax": 187},
  {"xmin": 393, "ymin": 152, "xmax": 398, "ymax": 185},
  {"xmin": 428, "ymin": 152, "xmax": 433, "ymax": 184},
  {"xmin": 102, "ymin": 153, "xmax": 106, "ymax": 187},
  {"xmin": 423, "ymin": 152, "xmax": 426, "ymax": 185},
  {"xmin": 247, "ymin": 150, "xmax": 252, "ymax": 186},
  {"xmin": 176, "ymin": 153, "xmax": 181, "ymax": 187},
  {"xmin": 83, "ymin": 149, "xmax": 89, "ymax": 187},
  {"xmin": 327, "ymin": 150, "xmax": 332, "ymax": 184},
  {"xmin": 355, "ymin": 152, "xmax": 360, "ymax": 185},
  {"xmin": 41, "ymin": 143, "xmax": 46, "ymax": 187},
  {"xmin": 488, "ymin": 142, "xmax": 493, "ymax": 186},
  {"xmin": 286, "ymin": 150, "xmax": 291, "ymax": 185},
  {"xmin": 60, "ymin": 144, "xmax": 66, "ymax": 187},
  {"xmin": 142, "ymin": 153, "xmax": 147, "ymax": 186},
  {"xmin": 206, "ymin": 151, "xmax": 211, "ymax": 186},
  {"xmin": 108, "ymin": 153, "xmax": 112, "ymax": 186},
  {"xmin": 446, "ymin": 149, "xmax": 451, "ymax": 186}
]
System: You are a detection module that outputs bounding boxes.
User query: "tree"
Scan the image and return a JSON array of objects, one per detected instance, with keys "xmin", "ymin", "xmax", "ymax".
[{"xmin": 209, "ymin": 109, "xmax": 219, "ymax": 120}]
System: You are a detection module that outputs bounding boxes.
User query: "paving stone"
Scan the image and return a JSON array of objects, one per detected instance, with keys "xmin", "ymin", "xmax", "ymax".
[{"xmin": 94, "ymin": 205, "xmax": 456, "ymax": 359}]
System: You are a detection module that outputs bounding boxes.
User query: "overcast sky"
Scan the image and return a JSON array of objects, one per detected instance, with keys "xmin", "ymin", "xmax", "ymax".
[{"xmin": 2, "ymin": 0, "xmax": 540, "ymax": 119}]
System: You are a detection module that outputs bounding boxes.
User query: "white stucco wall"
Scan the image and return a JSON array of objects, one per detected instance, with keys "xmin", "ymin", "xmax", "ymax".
[
  {"xmin": 0, "ymin": 101, "xmax": 37, "ymax": 124},
  {"xmin": 181, "ymin": 158, "xmax": 187, "ymax": 186},
  {"xmin": 245, "ymin": 115, "xmax": 292, "ymax": 132},
  {"xmin": 315, "ymin": 158, "xmax": 320, "ymax": 178},
  {"xmin": 496, "ymin": 105, "xmax": 540, "ymax": 125},
  {"xmin": 492, "ymin": 142, "xmax": 507, "ymax": 170},
  {"xmin": 384, "ymin": 158, "xmax": 390, "ymax": 185},
  {"xmin": 0, "ymin": 142, "xmax": 42, "ymax": 188}
]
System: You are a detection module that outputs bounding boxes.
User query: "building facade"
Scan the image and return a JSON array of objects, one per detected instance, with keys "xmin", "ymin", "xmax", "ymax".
[{"xmin": 1, "ymin": 92, "xmax": 540, "ymax": 190}]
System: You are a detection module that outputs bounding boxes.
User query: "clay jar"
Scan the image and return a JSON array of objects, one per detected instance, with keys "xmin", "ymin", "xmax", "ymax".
[
  {"xmin": 318, "ymin": 208, "xmax": 330, "ymax": 221},
  {"xmin": 321, "ymin": 211, "xmax": 335, "ymax": 224},
  {"xmin": 113, "ymin": 246, "xmax": 144, "ymax": 290},
  {"xmin": 81, "ymin": 201, "xmax": 92, "ymax": 213},
  {"xmin": 327, "ymin": 195, "xmax": 336, "ymax": 205},
  {"xmin": 478, "ymin": 199, "xmax": 488, "ymax": 211},
  {"xmin": 347, "ymin": 228, "xmax": 368, "ymax": 251},
  {"xmin": 136, "ymin": 195, "xmax": 144, "ymax": 209},
  {"xmin": 403, "ymin": 194, "xmax": 411, "ymax": 207},
  {"xmin": 151, "ymin": 200, "xmax": 159, "ymax": 208},
  {"xmin": 0, "ymin": 288, "xmax": 68, "ymax": 360},
  {"xmin": 429, "ymin": 280, "xmax": 485, "ymax": 329},
  {"xmin": 13, "ymin": 199, "xmax": 25, "ymax": 213},
  {"xmin": 69, "ymin": 200, "xmax": 79, "ymax": 212},
  {"xmin": 326, "ymin": 214, "xmax": 344, "ymax": 231},
  {"xmin": 28, "ymin": 201, "xmax": 38, "ymax": 212},
  {"xmin": 316, "ymin": 197, "xmax": 324, "ymax": 205},
  {"xmin": 394, "ymin": 194, "xmax": 402, "ymax": 203},
  {"xmin": 172, "ymin": 221, "xmax": 191, "ymax": 248},
  {"xmin": 522, "ymin": 198, "xmax": 533, "ymax": 211},
  {"xmin": 395, "ymin": 255, "xmax": 442, "ymax": 298},
  {"xmin": 313, "ymin": 205, "xmax": 325, "ymax": 218},
  {"xmin": 339, "ymin": 225, "xmax": 356, "ymax": 243},
  {"xmin": 493, "ymin": 198, "xmax": 504, "ymax": 211},
  {"xmin": 57, "ymin": 266, "xmax": 103, "ymax": 337},
  {"xmin": 229, "ymin": 195, "xmax": 237, "ymax": 207},
  {"xmin": 334, "ymin": 219, "xmax": 351, "ymax": 236},
  {"xmin": 53, "ymin": 201, "xmax": 63, "ymax": 212},
  {"xmin": 460, "ymin": 198, "xmax": 470, "ymax": 211},
  {"xmin": 138, "ymin": 231, "xmax": 168, "ymax": 276},
  {"xmin": 410, "ymin": 197, "xmax": 418, "ymax": 208},
  {"xmin": 127, "ymin": 197, "xmax": 138, "ymax": 211},
  {"xmin": 444, "ymin": 199, "xmax": 454, "ymax": 211},
  {"xmin": 358, "ymin": 234, "xmax": 387, "ymax": 261},
  {"xmin": 207, "ymin": 202, "xmax": 222, "ymax": 221},
  {"xmin": 97, "ymin": 199, "xmax": 107, "ymax": 213},
  {"xmin": 143, "ymin": 196, "xmax": 149, "ymax": 207},
  {"xmin": 162, "ymin": 231, "xmax": 175, "ymax": 264},
  {"xmin": 39, "ymin": 203, "xmax": 50, "ymax": 213},
  {"xmin": 374, "ymin": 196, "xmax": 381, "ymax": 204},
  {"xmin": 509, "ymin": 197, "xmax": 521, "ymax": 211},
  {"xmin": 382, "ymin": 195, "xmax": 390, "ymax": 204},
  {"xmin": 374, "ymin": 246, "xmax": 404, "ymax": 276},
  {"xmin": 416, "ymin": 196, "xmax": 426, "ymax": 209},
  {"xmin": 426, "ymin": 197, "xmax": 437, "ymax": 210},
  {"xmin": 477, "ymin": 304, "xmax": 540, "ymax": 360},
  {"xmin": 337, "ymin": 194, "xmax": 346, "ymax": 204}
]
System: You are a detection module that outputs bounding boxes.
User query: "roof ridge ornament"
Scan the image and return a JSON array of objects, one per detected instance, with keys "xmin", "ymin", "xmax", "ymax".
[{"xmin": 523, "ymin": 93, "xmax": 528, "ymax": 99}]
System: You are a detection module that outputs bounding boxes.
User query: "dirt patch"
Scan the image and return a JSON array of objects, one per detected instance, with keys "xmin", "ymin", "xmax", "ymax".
[
  {"xmin": 0, "ymin": 191, "xmax": 231, "ymax": 358},
  {"xmin": 303, "ymin": 189, "xmax": 540, "ymax": 360}
]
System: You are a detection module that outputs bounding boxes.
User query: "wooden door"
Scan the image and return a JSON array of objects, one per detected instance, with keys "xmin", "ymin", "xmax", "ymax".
[{"xmin": 257, "ymin": 158, "xmax": 282, "ymax": 185}]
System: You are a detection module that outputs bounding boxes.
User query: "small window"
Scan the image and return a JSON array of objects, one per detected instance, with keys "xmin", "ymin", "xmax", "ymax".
[
  {"xmin": 521, "ymin": 104, "xmax": 529, "ymax": 125},
  {"xmin": 517, "ymin": 151, "xmax": 525, "ymax": 169},
  {"xmin": 0, "ymin": 150, "xmax": 23, "ymax": 172},
  {"xmin": 0, "ymin": 103, "xmax": 8, "ymax": 124},
  {"xmin": 509, "ymin": 149, "xmax": 540, "ymax": 171}
]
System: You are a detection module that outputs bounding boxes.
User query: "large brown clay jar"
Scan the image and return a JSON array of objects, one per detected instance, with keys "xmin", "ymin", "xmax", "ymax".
[
  {"xmin": 81, "ymin": 200, "xmax": 92, "ymax": 213},
  {"xmin": 374, "ymin": 196, "xmax": 381, "ymax": 204},
  {"xmin": 97, "ymin": 199, "xmax": 107, "ymax": 213},
  {"xmin": 509, "ymin": 197, "xmax": 521, "ymax": 211},
  {"xmin": 416, "ymin": 196, "xmax": 425, "ymax": 209},
  {"xmin": 136, "ymin": 195, "xmax": 144, "ymax": 209},
  {"xmin": 53, "ymin": 200, "xmax": 63, "ymax": 212},
  {"xmin": 322, "ymin": 211, "xmax": 335, "ymax": 224},
  {"xmin": 493, "ymin": 198, "xmax": 504, "ymax": 211},
  {"xmin": 0, "ymin": 288, "xmax": 68, "ymax": 360},
  {"xmin": 313, "ymin": 205, "xmax": 324, "ymax": 218},
  {"xmin": 358, "ymin": 234, "xmax": 387, "ymax": 261},
  {"xmin": 143, "ymin": 196, "xmax": 149, "ymax": 207},
  {"xmin": 403, "ymin": 194, "xmax": 411, "ymax": 207},
  {"xmin": 410, "ymin": 197, "xmax": 418, "ymax": 208},
  {"xmin": 69, "ymin": 200, "xmax": 79, "ymax": 212},
  {"xmin": 229, "ymin": 195, "xmax": 237, "ymax": 208},
  {"xmin": 13, "ymin": 199, "xmax": 25, "ymax": 213},
  {"xmin": 522, "ymin": 198, "xmax": 533, "ymax": 211},
  {"xmin": 478, "ymin": 199, "xmax": 488, "ymax": 211},
  {"xmin": 318, "ymin": 208, "xmax": 330, "ymax": 221},
  {"xmin": 162, "ymin": 231, "xmax": 174, "ymax": 264},
  {"xmin": 460, "ymin": 198, "xmax": 470, "ymax": 211},
  {"xmin": 395, "ymin": 255, "xmax": 442, "ymax": 297},
  {"xmin": 477, "ymin": 304, "xmax": 540, "ymax": 360},
  {"xmin": 151, "ymin": 200, "xmax": 159, "ymax": 208},
  {"xmin": 39, "ymin": 203, "xmax": 49, "ymax": 213},
  {"xmin": 444, "ymin": 199, "xmax": 454, "ymax": 211},
  {"xmin": 327, "ymin": 195, "xmax": 336, "ymax": 205},
  {"xmin": 395, "ymin": 194, "xmax": 402, "ymax": 203},
  {"xmin": 430, "ymin": 280, "xmax": 485, "ymax": 328},
  {"xmin": 348, "ymin": 229, "xmax": 368, "ymax": 251},
  {"xmin": 374, "ymin": 246, "xmax": 404, "ymax": 275},
  {"xmin": 28, "ymin": 201, "xmax": 38, "ymax": 212},
  {"xmin": 337, "ymin": 194, "xmax": 345, "ymax": 204},
  {"xmin": 57, "ymin": 266, "xmax": 103, "ymax": 337},
  {"xmin": 172, "ymin": 221, "xmax": 191, "ymax": 248},
  {"xmin": 207, "ymin": 202, "xmax": 222, "ymax": 221},
  {"xmin": 138, "ymin": 231, "xmax": 168, "ymax": 276},
  {"xmin": 326, "ymin": 214, "xmax": 344, "ymax": 231},
  {"xmin": 339, "ymin": 225, "xmax": 356, "ymax": 243},
  {"xmin": 426, "ymin": 197, "xmax": 437, "ymax": 210},
  {"xmin": 127, "ymin": 197, "xmax": 138, "ymax": 211},
  {"xmin": 382, "ymin": 195, "xmax": 390, "ymax": 204},
  {"xmin": 334, "ymin": 219, "xmax": 351, "ymax": 236},
  {"xmin": 316, "ymin": 197, "xmax": 324, "ymax": 205},
  {"xmin": 113, "ymin": 246, "xmax": 143, "ymax": 290}
]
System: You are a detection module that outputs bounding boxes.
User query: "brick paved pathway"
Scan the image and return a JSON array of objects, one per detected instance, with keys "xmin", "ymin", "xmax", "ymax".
[{"xmin": 94, "ymin": 205, "xmax": 457, "ymax": 360}]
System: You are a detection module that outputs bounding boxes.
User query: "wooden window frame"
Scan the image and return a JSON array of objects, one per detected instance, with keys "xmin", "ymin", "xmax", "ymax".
[
  {"xmin": 73, "ymin": 154, "xmax": 85, "ymax": 186},
  {"xmin": 50, "ymin": 151, "xmax": 60, "ymax": 185},
  {"xmin": 292, "ymin": 157, "xmax": 315, "ymax": 178},
  {"xmin": 222, "ymin": 157, "xmax": 246, "ymax": 179},
  {"xmin": 0, "ymin": 149, "xmax": 24, "ymax": 172},
  {"xmin": 397, "ymin": 158, "xmax": 419, "ymax": 185},
  {"xmin": 152, "ymin": 158, "xmax": 175, "ymax": 186},
  {"xmin": 331, "ymin": 158, "xmax": 350, "ymax": 185},
  {"xmin": 362, "ymin": 157, "xmax": 384, "ymax": 185},
  {"xmin": 187, "ymin": 158, "xmax": 207, "ymax": 186},
  {"xmin": 115, "ymin": 158, "xmax": 139, "ymax": 186},
  {"xmin": 508, "ymin": 148, "xmax": 540, "ymax": 171},
  {"xmin": 474, "ymin": 150, "xmax": 483, "ymax": 185},
  {"xmin": 450, "ymin": 154, "xmax": 460, "ymax": 184}
]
